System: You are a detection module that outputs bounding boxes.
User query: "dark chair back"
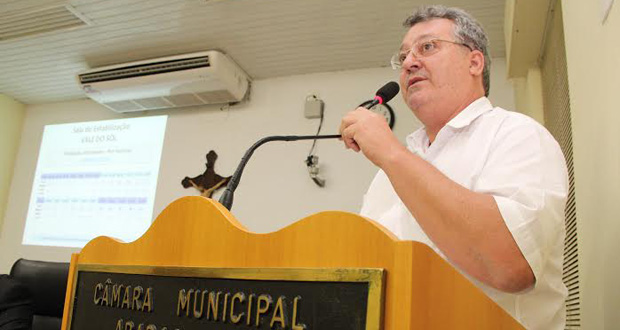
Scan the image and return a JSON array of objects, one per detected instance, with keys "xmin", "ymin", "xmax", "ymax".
[
  {"xmin": 0, "ymin": 274, "xmax": 33, "ymax": 330},
  {"xmin": 9, "ymin": 259, "xmax": 70, "ymax": 330}
]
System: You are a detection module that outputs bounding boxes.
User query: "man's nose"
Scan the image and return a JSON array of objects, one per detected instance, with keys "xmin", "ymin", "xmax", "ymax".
[{"xmin": 402, "ymin": 52, "xmax": 421, "ymax": 71}]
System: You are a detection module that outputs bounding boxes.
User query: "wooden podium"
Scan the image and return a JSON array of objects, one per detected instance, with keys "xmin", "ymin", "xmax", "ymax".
[{"xmin": 61, "ymin": 196, "xmax": 524, "ymax": 330}]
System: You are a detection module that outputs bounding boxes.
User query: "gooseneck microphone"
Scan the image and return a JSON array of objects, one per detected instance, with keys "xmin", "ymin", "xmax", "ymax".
[
  {"xmin": 218, "ymin": 81, "xmax": 400, "ymax": 210},
  {"xmin": 217, "ymin": 134, "xmax": 340, "ymax": 210}
]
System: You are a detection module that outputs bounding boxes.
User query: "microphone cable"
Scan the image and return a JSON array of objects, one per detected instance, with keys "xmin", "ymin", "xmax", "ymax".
[{"xmin": 306, "ymin": 96, "xmax": 326, "ymax": 187}]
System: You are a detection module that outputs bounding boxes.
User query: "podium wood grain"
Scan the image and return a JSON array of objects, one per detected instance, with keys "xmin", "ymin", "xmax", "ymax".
[{"xmin": 61, "ymin": 196, "xmax": 524, "ymax": 329}]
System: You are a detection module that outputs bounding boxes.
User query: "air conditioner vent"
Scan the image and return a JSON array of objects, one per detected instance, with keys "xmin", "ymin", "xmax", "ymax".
[
  {"xmin": 0, "ymin": 5, "xmax": 90, "ymax": 42},
  {"xmin": 103, "ymin": 101, "xmax": 142, "ymax": 112},
  {"xmin": 79, "ymin": 56, "xmax": 211, "ymax": 84}
]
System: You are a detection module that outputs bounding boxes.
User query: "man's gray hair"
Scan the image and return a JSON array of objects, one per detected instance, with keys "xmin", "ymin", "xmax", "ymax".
[{"xmin": 403, "ymin": 5, "xmax": 491, "ymax": 97}]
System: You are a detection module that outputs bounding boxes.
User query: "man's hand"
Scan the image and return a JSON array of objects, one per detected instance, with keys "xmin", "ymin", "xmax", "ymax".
[{"xmin": 339, "ymin": 107, "xmax": 404, "ymax": 167}]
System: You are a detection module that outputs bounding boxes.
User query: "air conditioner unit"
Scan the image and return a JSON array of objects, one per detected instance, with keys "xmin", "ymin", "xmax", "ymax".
[{"xmin": 77, "ymin": 50, "xmax": 250, "ymax": 113}]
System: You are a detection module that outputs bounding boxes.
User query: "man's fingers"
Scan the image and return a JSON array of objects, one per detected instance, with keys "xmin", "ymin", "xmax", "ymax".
[
  {"xmin": 341, "ymin": 126, "xmax": 360, "ymax": 152},
  {"xmin": 339, "ymin": 111, "xmax": 356, "ymax": 134},
  {"xmin": 339, "ymin": 107, "xmax": 373, "ymax": 152},
  {"xmin": 339, "ymin": 110, "xmax": 357, "ymax": 145},
  {"xmin": 344, "ymin": 137, "xmax": 360, "ymax": 152}
]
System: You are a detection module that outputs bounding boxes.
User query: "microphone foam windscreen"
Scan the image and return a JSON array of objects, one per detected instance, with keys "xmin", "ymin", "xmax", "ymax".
[{"xmin": 375, "ymin": 81, "xmax": 400, "ymax": 103}]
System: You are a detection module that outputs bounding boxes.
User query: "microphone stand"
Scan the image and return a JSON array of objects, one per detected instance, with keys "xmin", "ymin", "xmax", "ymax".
[{"xmin": 218, "ymin": 134, "xmax": 341, "ymax": 210}]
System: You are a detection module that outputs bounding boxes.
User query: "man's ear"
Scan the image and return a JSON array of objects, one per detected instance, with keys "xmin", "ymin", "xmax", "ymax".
[{"xmin": 469, "ymin": 50, "xmax": 485, "ymax": 77}]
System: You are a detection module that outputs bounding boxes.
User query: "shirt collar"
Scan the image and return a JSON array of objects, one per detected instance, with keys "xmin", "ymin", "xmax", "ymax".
[
  {"xmin": 406, "ymin": 97, "xmax": 494, "ymax": 152},
  {"xmin": 445, "ymin": 96, "xmax": 494, "ymax": 129},
  {"xmin": 406, "ymin": 127, "xmax": 429, "ymax": 154}
]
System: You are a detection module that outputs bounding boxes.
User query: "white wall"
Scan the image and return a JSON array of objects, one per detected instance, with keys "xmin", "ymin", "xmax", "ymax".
[
  {"xmin": 561, "ymin": 1, "xmax": 620, "ymax": 328},
  {"xmin": 0, "ymin": 95, "xmax": 25, "ymax": 236},
  {"xmin": 512, "ymin": 67, "xmax": 545, "ymax": 125},
  {"xmin": 0, "ymin": 61, "xmax": 514, "ymax": 273}
]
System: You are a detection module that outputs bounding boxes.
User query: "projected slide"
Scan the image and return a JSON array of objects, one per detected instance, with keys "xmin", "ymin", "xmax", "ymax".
[{"xmin": 22, "ymin": 116, "xmax": 168, "ymax": 248}]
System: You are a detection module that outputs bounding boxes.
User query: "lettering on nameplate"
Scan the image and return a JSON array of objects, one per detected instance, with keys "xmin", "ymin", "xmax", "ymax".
[{"xmin": 67, "ymin": 266, "xmax": 384, "ymax": 330}]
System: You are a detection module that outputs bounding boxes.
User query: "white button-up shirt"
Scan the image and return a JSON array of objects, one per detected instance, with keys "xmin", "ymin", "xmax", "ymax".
[{"xmin": 360, "ymin": 97, "xmax": 568, "ymax": 330}]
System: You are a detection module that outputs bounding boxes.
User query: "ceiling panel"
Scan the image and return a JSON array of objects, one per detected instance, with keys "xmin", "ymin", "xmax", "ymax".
[{"xmin": 0, "ymin": 0, "xmax": 506, "ymax": 105}]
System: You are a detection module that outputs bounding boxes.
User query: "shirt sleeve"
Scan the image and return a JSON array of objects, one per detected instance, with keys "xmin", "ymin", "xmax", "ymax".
[{"xmin": 473, "ymin": 117, "xmax": 569, "ymax": 286}]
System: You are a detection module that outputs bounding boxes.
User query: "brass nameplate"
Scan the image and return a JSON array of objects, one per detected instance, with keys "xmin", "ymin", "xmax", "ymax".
[{"xmin": 67, "ymin": 265, "xmax": 385, "ymax": 330}]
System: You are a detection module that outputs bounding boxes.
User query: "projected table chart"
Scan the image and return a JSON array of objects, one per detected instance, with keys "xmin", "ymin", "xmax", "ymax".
[
  {"xmin": 22, "ymin": 116, "xmax": 167, "ymax": 248},
  {"xmin": 29, "ymin": 171, "xmax": 153, "ymax": 247}
]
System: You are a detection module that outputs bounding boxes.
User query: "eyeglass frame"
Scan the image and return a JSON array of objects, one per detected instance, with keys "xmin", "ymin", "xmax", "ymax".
[{"xmin": 390, "ymin": 38, "xmax": 473, "ymax": 70}]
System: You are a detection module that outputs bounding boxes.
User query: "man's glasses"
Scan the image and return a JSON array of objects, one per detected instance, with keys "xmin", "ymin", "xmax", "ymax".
[{"xmin": 390, "ymin": 39, "xmax": 473, "ymax": 70}]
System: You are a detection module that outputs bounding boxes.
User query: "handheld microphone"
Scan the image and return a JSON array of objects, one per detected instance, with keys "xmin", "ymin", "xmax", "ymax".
[
  {"xmin": 363, "ymin": 81, "xmax": 400, "ymax": 109},
  {"xmin": 218, "ymin": 81, "xmax": 400, "ymax": 210}
]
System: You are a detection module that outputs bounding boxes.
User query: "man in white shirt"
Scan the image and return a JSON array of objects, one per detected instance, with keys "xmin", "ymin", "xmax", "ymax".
[{"xmin": 339, "ymin": 5, "xmax": 568, "ymax": 330}]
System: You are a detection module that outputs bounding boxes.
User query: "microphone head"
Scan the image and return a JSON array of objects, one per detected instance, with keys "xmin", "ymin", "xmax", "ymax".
[{"xmin": 375, "ymin": 81, "xmax": 400, "ymax": 104}]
